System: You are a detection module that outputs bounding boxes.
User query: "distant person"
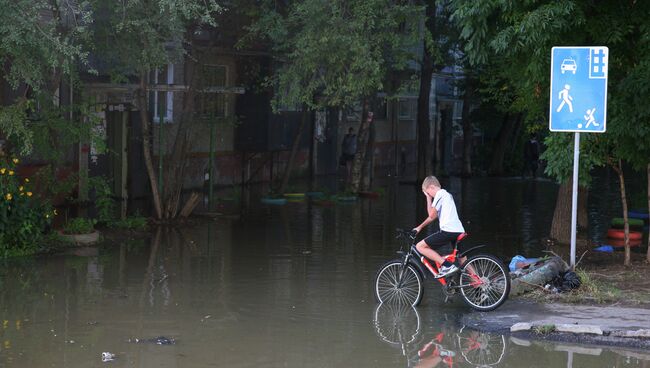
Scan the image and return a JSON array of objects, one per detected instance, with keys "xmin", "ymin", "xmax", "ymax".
[
  {"xmin": 523, "ymin": 134, "xmax": 540, "ymax": 178},
  {"xmin": 340, "ymin": 127, "xmax": 357, "ymax": 181},
  {"xmin": 413, "ymin": 176, "xmax": 466, "ymax": 278}
]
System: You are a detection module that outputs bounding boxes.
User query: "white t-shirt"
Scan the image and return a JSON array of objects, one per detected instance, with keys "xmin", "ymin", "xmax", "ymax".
[{"xmin": 432, "ymin": 189, "xmax": 465, "ymax": 233}]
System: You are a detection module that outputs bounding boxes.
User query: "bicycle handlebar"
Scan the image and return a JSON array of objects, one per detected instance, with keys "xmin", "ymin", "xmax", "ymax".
[{"xmin": 396, "ymin": 228, "xmax": 417, "ymax": 240}]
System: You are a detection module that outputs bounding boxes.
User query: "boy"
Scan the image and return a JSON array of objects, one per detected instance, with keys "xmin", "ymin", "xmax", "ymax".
[{"xmin": 413, "ymin": 176, "xmax": 465, "ymax": 278}]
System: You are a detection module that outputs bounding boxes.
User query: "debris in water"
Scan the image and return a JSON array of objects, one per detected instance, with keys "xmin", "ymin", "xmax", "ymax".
[
  {"xmin": 128, "ymin": 336, "xmax": 176, "ymax": 345},
  {"xmin": 101, "ymin": 352, "xmax": 116, "ymax": 362}
]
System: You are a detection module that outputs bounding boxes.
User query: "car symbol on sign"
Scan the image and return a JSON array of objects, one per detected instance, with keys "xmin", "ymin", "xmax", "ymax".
[{"xmin": 561, "ymin": 58, "xmax": 577, "ymax": 74}]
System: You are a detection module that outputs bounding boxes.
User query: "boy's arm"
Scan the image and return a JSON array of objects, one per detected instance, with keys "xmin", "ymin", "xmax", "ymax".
[{"xmin": 413, "ymin": 195, "xmax": 438, "ymax": 233}]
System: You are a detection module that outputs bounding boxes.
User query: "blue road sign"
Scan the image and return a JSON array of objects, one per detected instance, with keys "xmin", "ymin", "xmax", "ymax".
[{"xmin": 549, "ymin": 46, "xmax": 608, "ymax": 133}]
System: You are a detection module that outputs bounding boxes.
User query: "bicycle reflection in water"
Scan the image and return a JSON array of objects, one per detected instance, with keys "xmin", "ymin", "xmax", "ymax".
[{"xmin": 373, "ymin": 303, "xmax": 506, "ymax": 368}]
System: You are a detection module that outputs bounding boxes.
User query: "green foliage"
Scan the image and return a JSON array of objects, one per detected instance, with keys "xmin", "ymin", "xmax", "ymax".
[
  {"xmin": 109, "ymin": 216, "xmax": 149, "ymax": 231},
  {"xmin": 0, "ymin": 158, "xmax": 54, "ymax": 257},
  {"xmin": 89, "ymin": 0, "xmax": 222, "ymax": 78},
  {"xmin": 89, "ymin": 176, "xmax": 115, "ymax": 224},
  {"xmin": 533, "ymin": 324, "xmax": 556, "ymax": 335},
  {"xmin": 31, "ymin": 165, "xmax": 79, "ymax": 205},
  {"xmin": 451, "ymin": 0, "xmax": 650, "ymax": 183},
  {"xmin": 540, "ymin": 133, "xmax": 604, "ymax": 187},
  {"xmin": 63, "ymin": 217, "xmax": 96, "ymax": 235},
  {"xmin": 0, "ymin": 0, "xmax": 92, "ymax": 91},
  {"xmin": 246, "ymin": 0, "xmax": 421, "ymax": 111},
  {"xmin": 0, "ymin": 100, "xmax": 35, "ymax": 156}
]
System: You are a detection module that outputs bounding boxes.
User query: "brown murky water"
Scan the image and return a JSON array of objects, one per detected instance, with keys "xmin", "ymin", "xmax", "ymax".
[{"xmin": 0, "ymin": 177, "xmax": 647, "ymax": 367}]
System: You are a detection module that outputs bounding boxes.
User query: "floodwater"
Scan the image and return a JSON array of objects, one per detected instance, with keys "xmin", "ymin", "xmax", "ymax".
[{"xmin": 0, "ymin": 177, "xmax": 648, "ymax": 367}]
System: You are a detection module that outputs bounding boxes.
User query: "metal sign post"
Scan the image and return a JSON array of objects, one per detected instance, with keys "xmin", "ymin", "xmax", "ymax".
[
  {"xmin": 570, "ymin": 133, "xmax": 580, "ymax": 267},
  {"xmin": 549, "ymin": 46, "xmax": 609, "ymax": 269}
]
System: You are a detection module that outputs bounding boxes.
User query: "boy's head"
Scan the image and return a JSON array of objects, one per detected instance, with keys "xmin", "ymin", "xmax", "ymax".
[{"xmin": 422, "ymin": 176, "xmax": 441, "ymax": 196}]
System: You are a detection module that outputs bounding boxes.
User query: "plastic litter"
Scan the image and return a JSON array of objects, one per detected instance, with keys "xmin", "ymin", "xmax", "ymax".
[
  {"xmin": 101, "ymin": 352, "xmax": 116, "ymax": 362},
  {"xmin": 509, "ymin": 255, "xmax": 541, "ymax": 272},
  {"xmin": 593, "ymin": 245, "xmax": 614, "ymax": 253}
]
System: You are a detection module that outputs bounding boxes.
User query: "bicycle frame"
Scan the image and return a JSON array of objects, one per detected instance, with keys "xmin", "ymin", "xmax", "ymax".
[{"xmin": 396, "ymin": 229, "xmax": 486, "ymax": 286}]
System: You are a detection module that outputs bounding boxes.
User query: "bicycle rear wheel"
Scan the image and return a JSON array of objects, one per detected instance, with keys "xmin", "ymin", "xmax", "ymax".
[
  {"xmin": 458, "ymin": 254, "xmax": 510, "ymax": 311},
  {"xmin": 375, "ymin": 260, "xmax": 423, "ymax": 306}
]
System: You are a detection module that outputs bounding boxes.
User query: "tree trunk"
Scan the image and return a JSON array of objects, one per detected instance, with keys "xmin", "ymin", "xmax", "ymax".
[
  {"xmin": 578, "ymin": 185, "xmax": 589, "ymax": 229},
  {"xmin": 162, "ymin": 52, "xmax": 199, "ymax": 219},
  {"xmin": 488, "ymin": 113, "xmax": 520, "ymax": 175},
  {"xmin": 360, "ymin": 122, "xmax": 375, "ymax": 191},
  {"xmin": 550, "ymin": 182, "xmax": 572, "ymax": 243},
  {"xmin": 612, "ymin": 160, "xmax": 631, "ymax": 266},
  {"xmin": 461, "ymin": 80, "xmax": 475, "ymax": 177},
  {"xmin": 350, "ymin": 102, "xmax": 370, "ymax": 192},
  {"xmin": 434, "ymin": 112, "xmax": 442, "ymax": 173},
  {"xmin": 136, "ymin": 74, "xmax": 163, "ymax": 219},
  {"xmin": 647, "ymin": 163, "xmax": 650, "ymax": 263},
  {"xmin": 416, "ymin": 2, "xmax": 436, "ymax": 183},
  {"xmin": 279, "ymin": 108, "xmax": 309, "ymax": 194}
]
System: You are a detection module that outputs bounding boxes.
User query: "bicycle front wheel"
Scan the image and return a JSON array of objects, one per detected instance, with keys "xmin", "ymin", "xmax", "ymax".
[
  {"xmin": 374, "ymin": 260, "xmax": 423, "ymax": 306},
  {"xmin": 458, "ymin": 254, "xmax": 510, "ymax": 311}
]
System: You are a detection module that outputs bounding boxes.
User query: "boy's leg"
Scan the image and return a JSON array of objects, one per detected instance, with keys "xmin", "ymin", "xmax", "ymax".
[
  {"xmin": 417, "ymin": 231, "xmax": 462, "ymax": 277},
  {"xmin": 416, "ymin": 239, "xmax": 445, "ymax": 265},
  {"xmin": 416, "ymin": 231, "xmax": 457, "ymax": 264}
]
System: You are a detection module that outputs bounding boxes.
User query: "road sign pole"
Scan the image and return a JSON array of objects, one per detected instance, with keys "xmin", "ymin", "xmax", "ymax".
[{"xmin": 570, "ymin": 132, "xmax": 580, "ymax": 269}]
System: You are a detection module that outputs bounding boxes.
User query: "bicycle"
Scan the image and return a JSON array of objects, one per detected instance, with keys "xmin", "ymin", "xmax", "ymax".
[{"xmin": 374, "ymin": 229, "xmax": 511, "ymax": 311}]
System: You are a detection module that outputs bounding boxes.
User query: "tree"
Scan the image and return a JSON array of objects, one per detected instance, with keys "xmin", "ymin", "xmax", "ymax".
[
  {"xmin": 0, "ymin": 0, "xmax": 92, "ymax": 155},
  {"xmin": 89, "ymin": 0, "xmax": 221, "ymax": 220},
  {"xmin": 450, "ymin": 1, "xmax": 650, "ymax": 265},
  {"xmin": 248, "ymin": 0, "xmax": 420, "ymax": 193}
]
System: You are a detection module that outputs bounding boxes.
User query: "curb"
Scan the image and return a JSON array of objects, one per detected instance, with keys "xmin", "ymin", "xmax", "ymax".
[{"xmin": 510, "ymin": 322, "xmax": 650, "ymax": 339}]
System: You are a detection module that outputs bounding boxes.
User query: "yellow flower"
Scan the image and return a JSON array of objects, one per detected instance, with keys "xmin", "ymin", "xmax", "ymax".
[
  {"xmin": 24, "ymin": 178, "xmax": 29, "ymax": 183},
  {"xmin": 45, "ymin": 214, "xmax": 50, "ymax": 219},
  {"xmin": 27, "ymin": 192, "xmax": 33, "ymax": 197},
  {"xmin": 5, "ymin": 193, "xmax": 12, "ymax": 201},
  {"xmin": 12, "ymin": 158, "xmax": 19, "ymax": 164},
  {"xmin": 19, "ymin": 186, "xmax": 23, "ymax": 192},
  {"xmin": 8, "ymin": 171, "xmax": 14, "ymax": 176},
  {"xmin": 0, "ymin": 168, "xmax": 5, "ymax": 174}
]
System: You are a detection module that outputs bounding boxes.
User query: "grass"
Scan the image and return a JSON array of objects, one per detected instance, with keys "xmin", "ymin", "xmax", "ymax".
[
  {"xmin": 108, "ymin": 216, "xmax": 149, "ymax": 231},
  {"xmin": 518, "ymin": 268, "xmax": 624, "ymax": 305},
  {"xmin": 533, "ymin": 324, "xmax": 556, "ymax": 335}
]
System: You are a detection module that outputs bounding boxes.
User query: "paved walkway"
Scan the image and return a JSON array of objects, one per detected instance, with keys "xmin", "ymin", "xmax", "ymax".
[{"xmin": 462, "ymin": 300, "xmax": 650, "ymax": 349}]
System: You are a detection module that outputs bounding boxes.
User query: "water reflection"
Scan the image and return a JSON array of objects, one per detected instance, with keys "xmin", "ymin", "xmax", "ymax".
[
  {"xmin": 373, "ymin": 304, "xmax": 506, "ymax": 367},
  {"xmin": 373, "ymin": 303, "xmax": 650, "ymax": 368}
]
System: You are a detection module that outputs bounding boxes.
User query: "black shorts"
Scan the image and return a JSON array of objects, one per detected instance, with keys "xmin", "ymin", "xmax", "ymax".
[{"xmin": 423, "ymin": 231, "xmax": 463, "ymax": 249}]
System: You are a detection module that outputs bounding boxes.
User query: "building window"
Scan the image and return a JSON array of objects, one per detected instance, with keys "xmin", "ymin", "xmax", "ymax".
[
  {"xmin": 398, "ymin": 98, "xmax": 414, "ymax": 119},
  {"xmin": 149, "ymin": 64, "xmax": 174, "ymax": 123},
  {"xmin": 195, "ymin": 64, "xmax": 229, "ymax": 118}
]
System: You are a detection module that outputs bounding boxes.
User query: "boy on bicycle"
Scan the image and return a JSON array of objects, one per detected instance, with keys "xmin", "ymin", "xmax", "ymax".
[{"xmin": 413, "ymin": 176, "xmax": 465, "ymax": 278}]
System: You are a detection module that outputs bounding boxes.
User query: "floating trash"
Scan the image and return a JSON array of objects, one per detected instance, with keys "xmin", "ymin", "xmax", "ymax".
[{"xmin": 102, "ymin": 352, "xmax": 116, "ymax": 362}]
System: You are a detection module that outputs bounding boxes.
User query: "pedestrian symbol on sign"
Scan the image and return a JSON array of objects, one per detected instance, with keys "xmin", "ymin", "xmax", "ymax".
[{"xmin": 556, "ymin": 84, "xmax": 574, "ymax": 113}]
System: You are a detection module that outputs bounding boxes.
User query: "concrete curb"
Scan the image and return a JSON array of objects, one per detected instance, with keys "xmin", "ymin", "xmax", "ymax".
[
  {"xmin": 509, "ymin": 322, "xmax": 650, "ymax": 339},
  {"xmin": 510, "ymin": 322, "xmax": 604, "ymax": 335}
]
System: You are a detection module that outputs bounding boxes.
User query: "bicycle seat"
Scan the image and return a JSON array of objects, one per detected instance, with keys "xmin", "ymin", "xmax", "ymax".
[{"xmin": 455, "ymin": 233, "xmax": 468, "ymax": 243}]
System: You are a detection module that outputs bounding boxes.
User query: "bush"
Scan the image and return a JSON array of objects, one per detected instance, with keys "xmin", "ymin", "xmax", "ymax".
[
  {"xmin": 109, "ymin": 216, "xmax": 148, "ymax": 230},
  {"xmin": 63, "ymin": 218, "xmax": 96, "ymax": 235},
  {"xmin": 0, "ymin": 157, "xmax": 54, "ymax": 257},
  {"xmin": 89, "ymin": 176, "xmax": 115, "ymax": 224}
]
